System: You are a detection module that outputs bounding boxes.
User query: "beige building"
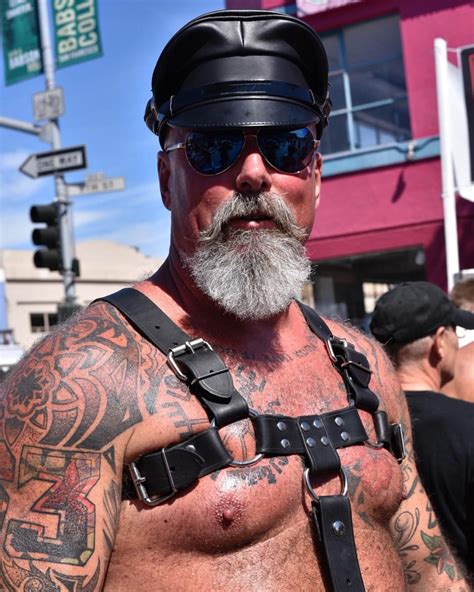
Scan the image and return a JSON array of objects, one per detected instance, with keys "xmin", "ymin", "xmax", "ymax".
[{"xmin": 0, "ymin": 240, "xmax": 163, "ymax": 353}]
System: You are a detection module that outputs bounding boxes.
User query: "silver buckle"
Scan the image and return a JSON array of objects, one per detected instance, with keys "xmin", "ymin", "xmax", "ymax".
[
  {"xmin": 340, "ymin": 360, "xmax": 373, "ymax": 375},
  {"xmin": 167, "ymin": 338, "xmax": 213, "ymax": 381},
  {"xmin": 325, "ymin": 337, "xmax": 347, "ymax": 364},
  {"xmin": 129, "ymin": 449, "xmax": 177, "ymax": 506},
  {"xmin": 394, "ymin": 423, "xmax": 407, "ymax": 462}
]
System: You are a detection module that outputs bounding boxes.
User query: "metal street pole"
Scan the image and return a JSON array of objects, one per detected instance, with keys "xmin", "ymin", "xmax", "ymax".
[
  {"xmin": 434, "ymin": 38, "xmax": 460, "ymax": 292},
  {"xmin": 37, "ymin": 0, "xmax": 77, "ymax": 305}
]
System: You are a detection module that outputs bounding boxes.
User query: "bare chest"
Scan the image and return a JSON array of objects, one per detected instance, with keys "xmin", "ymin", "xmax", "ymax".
[{"xmin": 118, "ymin": 341, "xmax": 404, "ymax": 548}]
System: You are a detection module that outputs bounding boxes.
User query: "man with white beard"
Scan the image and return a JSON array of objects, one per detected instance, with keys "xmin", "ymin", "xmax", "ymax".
[{"xmin": 0, "ymin": 10, "xmax": 468, "ymax": 592}]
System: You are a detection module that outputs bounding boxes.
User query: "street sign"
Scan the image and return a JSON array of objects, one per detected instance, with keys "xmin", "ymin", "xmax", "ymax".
[
  {"xmin": 33, "ymin": 87, "xmax": 65, "ymax": 121},
  {"xmin": 53, "ymin": 0, "xmax": 103, "ymax": 69},
  {"xmin": 65, "ymin": 173, "xmax": 126, "ymax": 196},
  {"xmin": 1, "ymin": 0, "xmax": 43, "ymax": 85},
  {"xmin": 20, "ymin": 146, "xmax": 87, "ymax": 179}
]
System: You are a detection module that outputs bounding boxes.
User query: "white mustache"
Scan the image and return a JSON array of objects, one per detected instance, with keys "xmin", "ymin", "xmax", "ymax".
[{"xmin": 199, "ymin": 191, "xmax": 307, "ymax": 243}]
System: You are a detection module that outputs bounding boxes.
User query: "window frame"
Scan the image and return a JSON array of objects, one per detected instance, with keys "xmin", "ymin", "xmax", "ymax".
[
  {"xmin": 321, "ymin": 14, "xmax": 411, "ymax": 155},
  {"xmin": 30, "ymin": 312, "xmax": 58, "ymax": 334}
]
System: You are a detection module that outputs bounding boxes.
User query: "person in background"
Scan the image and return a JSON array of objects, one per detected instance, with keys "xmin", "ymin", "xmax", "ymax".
[
  {"xmin": 442, "ymin": 277, "xmax": 474, "ymax": 402},
  {"xmin": 371, "ymin": 281, "xmax": 474, "ymax": 583}
]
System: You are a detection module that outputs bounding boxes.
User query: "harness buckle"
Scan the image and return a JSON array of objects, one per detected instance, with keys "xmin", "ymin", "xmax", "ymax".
[
  {"xmin": 391, "ymin": 422, "xmax": 407, "ymax": 463},
  {"xmin": 325, "ymin": 337, "xmax": 348, "ymax": 364},
  {"xmin": 129, "ymin": 449, "xmax": 177, "ymax": 506},
  {"xmin": 167, "ymin": 338, "xmax": 214, "ymax": 381}
]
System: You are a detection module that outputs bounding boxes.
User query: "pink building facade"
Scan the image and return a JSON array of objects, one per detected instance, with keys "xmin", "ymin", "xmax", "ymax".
[{"xmin": 227, "ymin": 0, "xmax": 474, "ymax": 322}]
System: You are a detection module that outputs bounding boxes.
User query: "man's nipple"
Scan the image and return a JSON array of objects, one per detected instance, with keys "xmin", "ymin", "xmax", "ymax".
[{"xmin": 215, "ymin": 495, "xmax": 245, "ymax": 529}]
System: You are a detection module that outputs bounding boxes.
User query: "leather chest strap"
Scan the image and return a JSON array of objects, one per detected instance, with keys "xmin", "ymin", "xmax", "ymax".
[
  {"xmin": 97, "ymin": 288, "xmax": 248, "ymax": 427},
  {"xmin": 123, "ymin": 427, "xmax": 232, "ymax": 504},
  {"xmin": 254, "ymin": 407, "xmax": 368, "ymax": 474},
  {"xmin": 312, "ymin": 496, "xmax": 365, "ymax": 592},
  {"xmin": 297, "ymin": 302, "xmax": 379, "ymax": 413}
]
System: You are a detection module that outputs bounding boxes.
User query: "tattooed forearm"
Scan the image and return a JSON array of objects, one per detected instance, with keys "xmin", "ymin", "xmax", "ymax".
[{"xmin": 393, "ymin": 509, "xmax": 421, "ymax": 585}]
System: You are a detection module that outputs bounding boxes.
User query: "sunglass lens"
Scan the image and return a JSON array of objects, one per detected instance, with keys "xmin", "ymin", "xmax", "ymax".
[
  {"xmin": 186, "ymin": 131, "xmax": 244, "ymax": 175},
  {"xmin": 258, "ymin": 127, "xmax": 315, "ymax": 173}
]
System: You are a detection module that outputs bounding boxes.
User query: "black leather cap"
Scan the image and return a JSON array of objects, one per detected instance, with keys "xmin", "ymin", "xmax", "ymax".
[{"xmin": 145, "ymin": 10, "xmax": 331, "ymax": 146}]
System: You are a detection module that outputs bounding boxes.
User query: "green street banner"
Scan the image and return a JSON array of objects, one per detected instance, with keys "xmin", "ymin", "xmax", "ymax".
[
  {"xmin": 1, "ymin": 0, "xmax": 43, "ymax": 85},
  {"xmin": 52, "ymin": 0, "xmax": 102, "ymax": 68}
]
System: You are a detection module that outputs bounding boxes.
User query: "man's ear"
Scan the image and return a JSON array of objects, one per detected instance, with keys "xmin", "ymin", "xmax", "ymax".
[
  {"xmin": 432, "ymin": 326, "xmax": 447, "ymax": 359},
  {"xmin": 158, "ymin": 151, "xmax": 172, "ymax": 211}
]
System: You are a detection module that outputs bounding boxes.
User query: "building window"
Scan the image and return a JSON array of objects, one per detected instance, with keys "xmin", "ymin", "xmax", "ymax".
[
  {"xmin": 321, "ymin": 14, "xmax": 411, "ymax": 155},
  {"xmin": 30, "ymin": 312, "xmax": 58, "ymax": 333}
]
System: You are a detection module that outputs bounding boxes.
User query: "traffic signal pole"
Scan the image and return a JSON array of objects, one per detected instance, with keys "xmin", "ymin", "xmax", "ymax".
[{"xmin": 37, "ymin": 0, "xmax": 77, "ymax": 306}]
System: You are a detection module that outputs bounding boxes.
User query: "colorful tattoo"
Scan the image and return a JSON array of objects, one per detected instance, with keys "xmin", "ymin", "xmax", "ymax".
[{"xmin": 5, "ymin": 446, "xmax": 100, "ymax": 565}]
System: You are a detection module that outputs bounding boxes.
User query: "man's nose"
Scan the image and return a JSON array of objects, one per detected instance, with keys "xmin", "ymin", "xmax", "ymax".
[{"xmin": 234, "ymin": 141, "xmax": 272, "ymax": 193}]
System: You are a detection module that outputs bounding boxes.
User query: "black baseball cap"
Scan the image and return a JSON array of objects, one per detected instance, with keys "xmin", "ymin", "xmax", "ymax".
[
  {"xmin": 370, "ymin": 281, "xmax": 474, "ymax": 345},
  {"xmin": 144, "ymin": 10, "xmax": 331, "ymax": 146}
]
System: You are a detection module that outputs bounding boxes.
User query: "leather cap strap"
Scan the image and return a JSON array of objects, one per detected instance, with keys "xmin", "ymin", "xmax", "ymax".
[{"xmin": 312, "ymin": 496, "xmax": 365, "ymax": 592}]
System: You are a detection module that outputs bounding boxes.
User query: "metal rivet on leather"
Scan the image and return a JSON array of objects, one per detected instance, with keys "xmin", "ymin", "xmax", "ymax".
[
  {"xmin": 313, "ymin": 419, "xmax": 322, "ymax": 429},
  {"xmin": 340, "ymin": 431, "xmax": 350, "ymax": 442},
  {"xmin": 300, "ymin": 421, "xmax": 310, "ymax": 431},
  {"xmin": 334, "ymin": 416, "xmax": 344, "ymax": 427},
  {"xmin": 277, "ymin": 421, "xmax": 287, "ymax": 431},
  {"xmin": 186, "ymin": 444, "xmax": 196, "ymax": 452},
  {"xmin": 321, "ymin": 436, "xmax": 329, "ymax": 446},
  {"xmin": 281, "ymin": 439, "xmax": 290, "ymax": 448},
  {"xmin": 306, "ymin": 437, "xmax": 316, "ymax": 448},
  {"xmin": 332, "ymin": 520, "xmax": 345, "ymax": 536}
]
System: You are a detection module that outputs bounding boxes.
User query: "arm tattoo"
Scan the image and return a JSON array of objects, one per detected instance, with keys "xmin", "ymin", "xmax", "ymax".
[
  {"xmin": 5, "ymin": 446, "xmax": 100, "ymax": 565},
  {"xmin": 3, "ymin": 305, "xmax": 145, "ymax": 452},
  {"xmin": 393, "ymin": 509, "xmax": 421, "ymax": 585},
  {"xmin": 1, "ymin": 558, "xmax": 101, "ymax": 591},
  {"xmin": 420, "ymin": 531, "xmax": 460, "ymax": 582},
  {"xmin": 102, "ymin": 480, "xmax": 122, "ymax": 555}
]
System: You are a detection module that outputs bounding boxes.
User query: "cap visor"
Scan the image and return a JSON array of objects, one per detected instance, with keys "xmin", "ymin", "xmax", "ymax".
[
  {"xmin": 455, "ymin": 308, "xmax": 474, "ymax": 330},
  {"xmin": 168, "ymin": 98, "xmax": 321, "ymax": 130}
]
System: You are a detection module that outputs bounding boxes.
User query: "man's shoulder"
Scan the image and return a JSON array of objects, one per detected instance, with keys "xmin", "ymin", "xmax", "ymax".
[
  {"xmin": 1, "ymin": 294, "xmax": 152, "ymax": 400},
  {"xmin": 405, "ymin": 390, "xmax": 474, "ymax": 424}
]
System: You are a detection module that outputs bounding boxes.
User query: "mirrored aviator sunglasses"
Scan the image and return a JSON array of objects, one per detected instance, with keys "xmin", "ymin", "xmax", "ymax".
[{"xmin": 164, "ymin": 127, "xmax": 320, "ymax": 175}]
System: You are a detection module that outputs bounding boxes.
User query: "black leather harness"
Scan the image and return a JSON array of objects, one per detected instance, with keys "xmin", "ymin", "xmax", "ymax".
[{"xmin": 99, "ymin": 288, "xmax": 406, "ymax": 592}]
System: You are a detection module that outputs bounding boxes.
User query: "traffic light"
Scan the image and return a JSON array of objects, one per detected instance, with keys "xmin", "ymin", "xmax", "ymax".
[{"xmin": 30, "ymin": 202, "xmax": 62, "ymax": 271}]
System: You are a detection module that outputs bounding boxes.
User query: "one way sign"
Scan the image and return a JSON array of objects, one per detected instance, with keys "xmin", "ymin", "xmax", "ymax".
[{"xmin": 20, "ymin": 146, "xmax": 87, "ymax": 178}]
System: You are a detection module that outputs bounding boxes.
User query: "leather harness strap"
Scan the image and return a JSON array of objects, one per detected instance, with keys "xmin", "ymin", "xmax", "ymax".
[
  {"xmin": 100, "ymin": 289, "xmax": 249, "ymax": 427},
  {"xmin": 97, "ymin": 287, "xmax": 406, "ymax": 592}
]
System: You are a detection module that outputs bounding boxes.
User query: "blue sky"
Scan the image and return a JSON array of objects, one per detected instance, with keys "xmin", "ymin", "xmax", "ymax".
[{"xmin": 0, "ymin": 0, "xmax": 225, "ymax": 258}]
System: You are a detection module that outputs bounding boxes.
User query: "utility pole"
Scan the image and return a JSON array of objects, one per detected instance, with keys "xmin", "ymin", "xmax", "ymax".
[
  {"xmin": 2, "ymin": 0, "xmax": 121, "ymax": 323},
  {"xmin": 37, "ymin": 0, "xmax": 77, "ymax": 307}
]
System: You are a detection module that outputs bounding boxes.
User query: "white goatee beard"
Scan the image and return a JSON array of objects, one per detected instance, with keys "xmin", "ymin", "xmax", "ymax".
[{"xmin": 184, "ymin": 192, "xmax": 311, "ymax": 320}]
